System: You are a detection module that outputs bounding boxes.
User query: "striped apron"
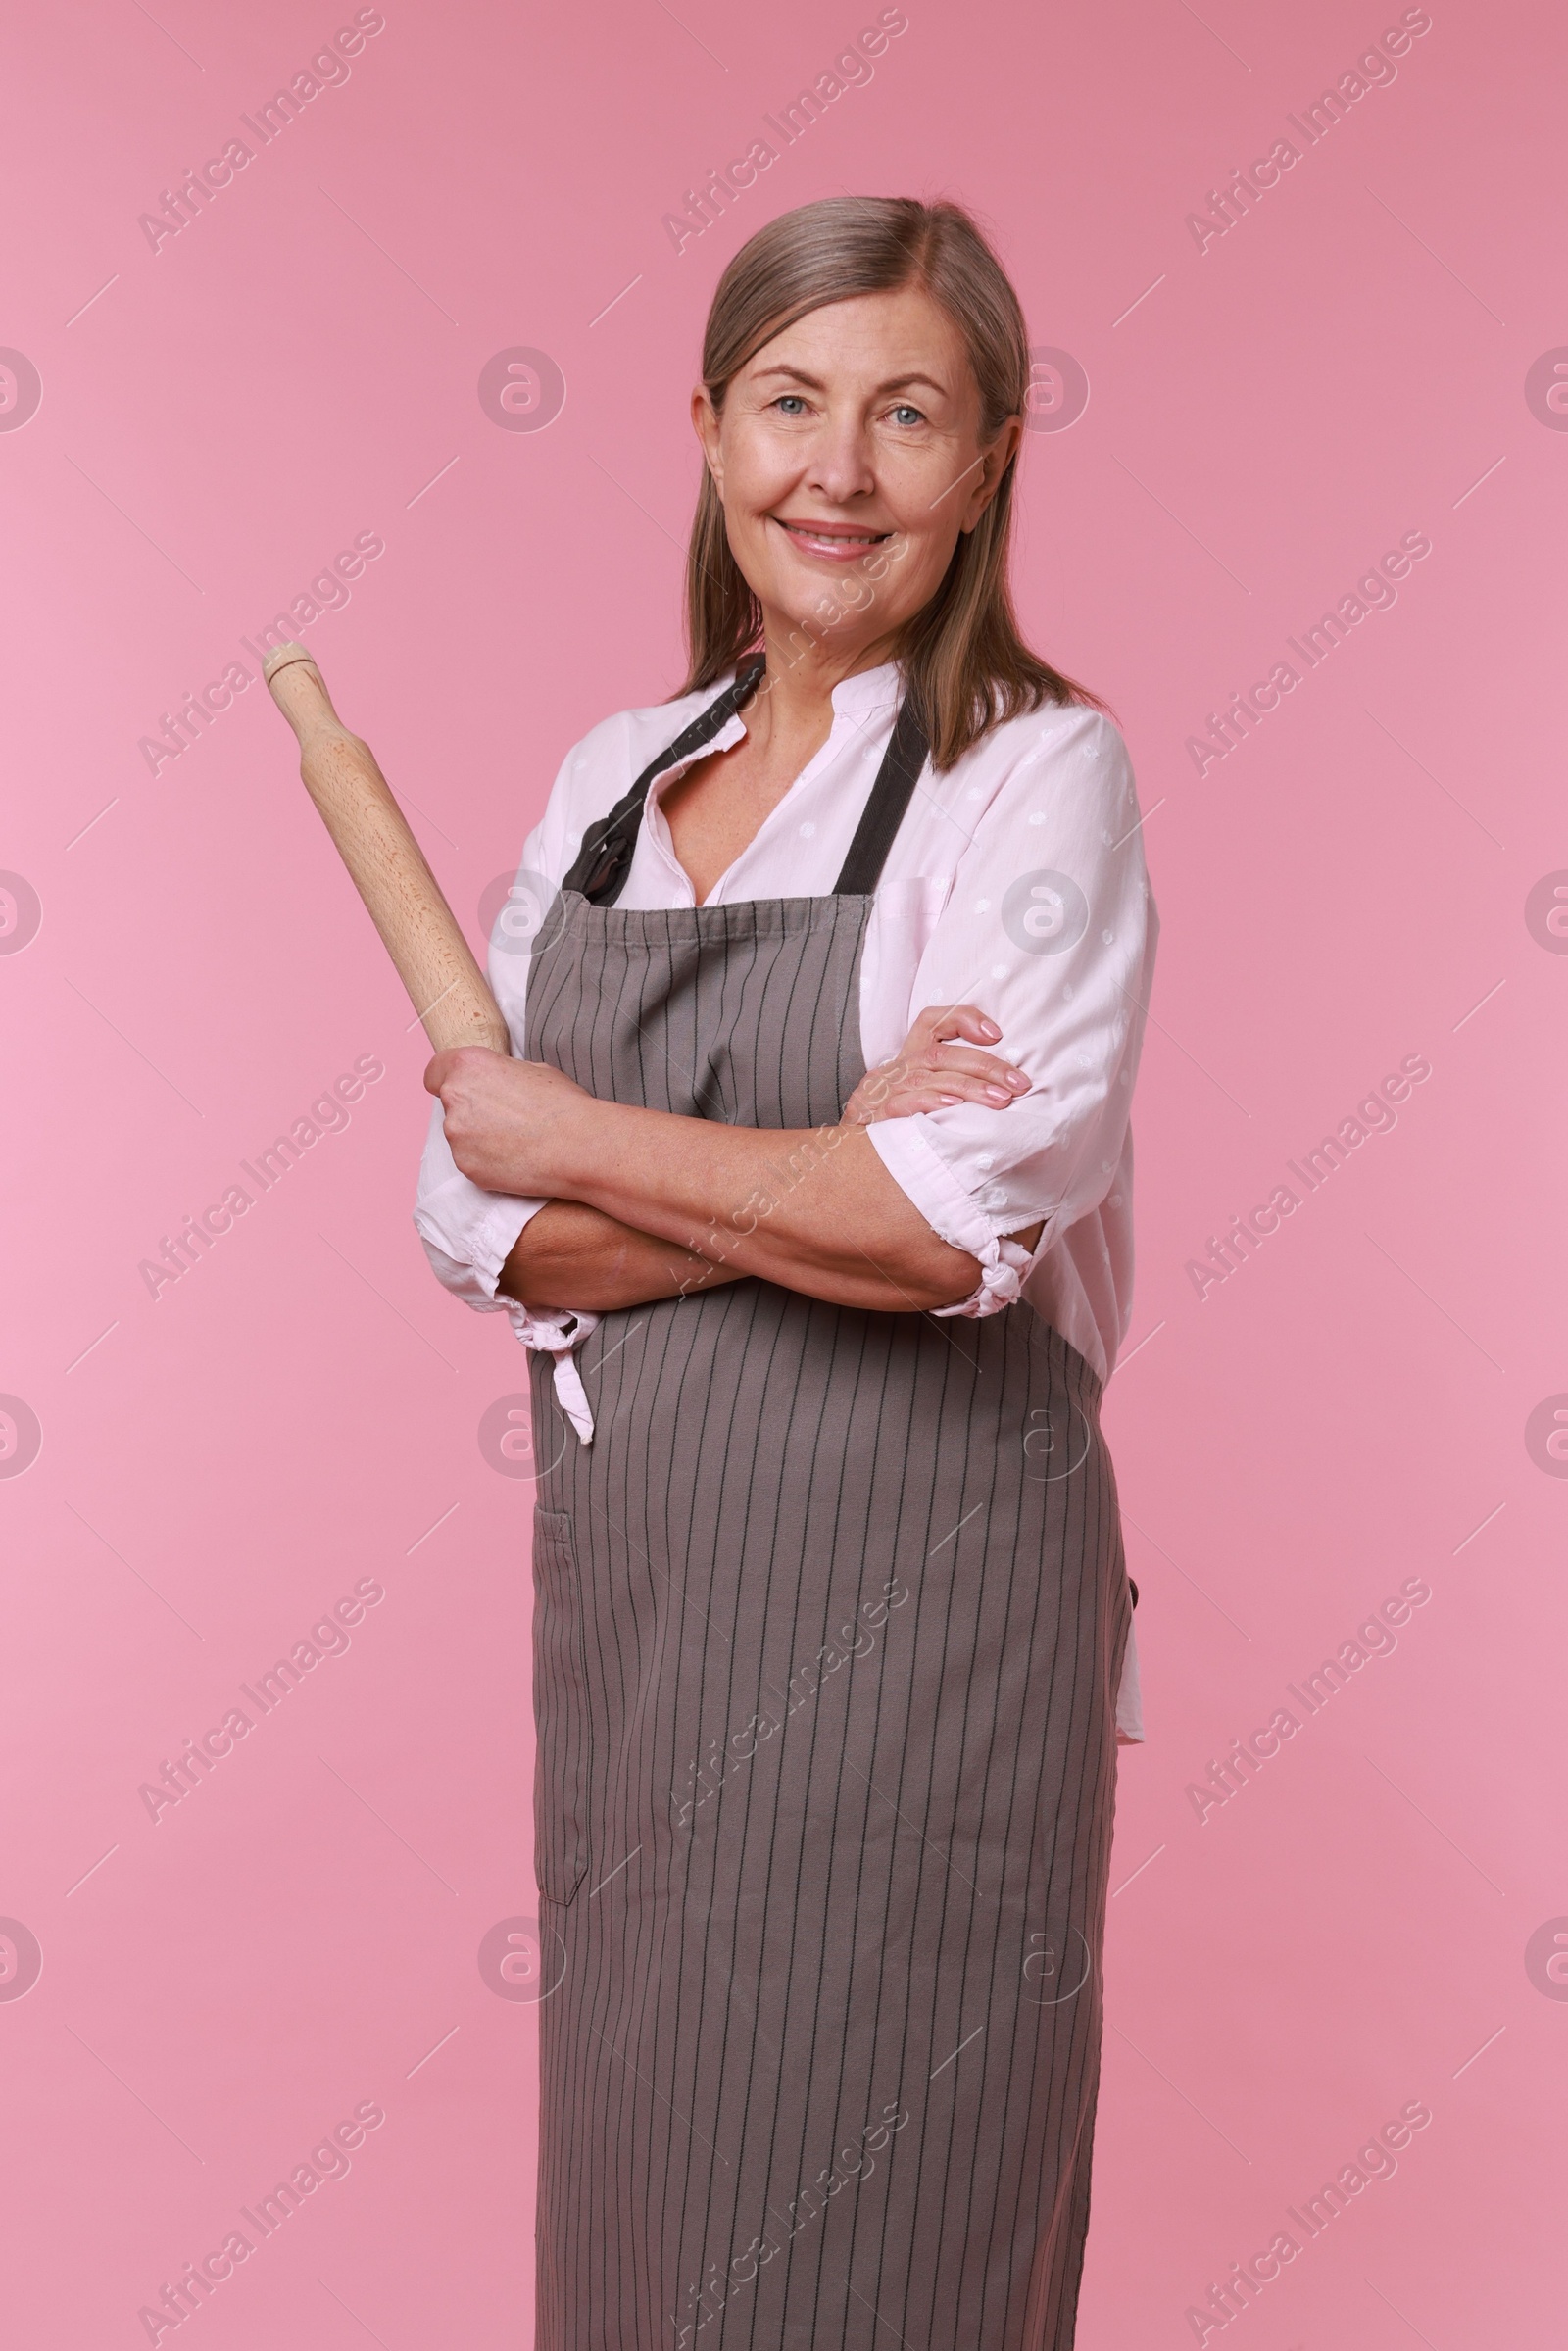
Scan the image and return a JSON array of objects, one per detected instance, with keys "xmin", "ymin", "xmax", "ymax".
[{"xmin": 524, "ymin": 661, "xmax": 1132, "ymax": 2351}]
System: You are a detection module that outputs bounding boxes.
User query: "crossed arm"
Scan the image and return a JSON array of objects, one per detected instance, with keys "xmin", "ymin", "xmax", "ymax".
[
  {"xmin": 425, "ymin": 1005, "xmax": 1044, "ymax": 1316},
  {"xmin": 252, "ymin": 654, "xmax": 1043, "ymax": 1320}
]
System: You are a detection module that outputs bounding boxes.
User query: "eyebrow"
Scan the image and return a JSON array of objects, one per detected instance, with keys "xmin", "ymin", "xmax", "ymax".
[{"xmin": 750, "ymin": 364, "xmax": 949, "ymax": 397}]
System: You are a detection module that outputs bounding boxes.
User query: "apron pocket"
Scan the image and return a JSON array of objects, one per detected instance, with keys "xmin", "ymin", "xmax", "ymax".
[{"xmin": 530, "ymin": 1507, "xmax": 593, "ymax": 1906}]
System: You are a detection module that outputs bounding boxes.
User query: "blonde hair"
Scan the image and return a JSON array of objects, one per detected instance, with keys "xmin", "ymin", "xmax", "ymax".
[{"xmin": 677, "ymin": 194, "xmax": 1101, "ymax": 769}]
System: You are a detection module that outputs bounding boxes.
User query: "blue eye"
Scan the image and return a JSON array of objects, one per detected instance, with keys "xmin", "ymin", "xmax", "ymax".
[
  {"xmin": 773, "ymin": 395, "xmax": 808, "ymax": 415},
  {"xmin": 890, "ymin": 403, "xmax": 925, "ymax": 426}
]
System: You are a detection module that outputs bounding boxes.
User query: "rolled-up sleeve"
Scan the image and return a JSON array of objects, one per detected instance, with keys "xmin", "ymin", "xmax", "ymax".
[
  {"xmin": 413, "ymin": 1100, "xmax": 545, "ymax": 1313},
  {"xmin": 415, "ymin": 1119, "xmax": 601, "ymax": 1441},
  {"xmin": 865, "ymin": 709, "xmax": 1156, "ymax": 1309},
  {"xmin": 411, "ymin": 760, "xmax": 574, "ymax": 1321}
]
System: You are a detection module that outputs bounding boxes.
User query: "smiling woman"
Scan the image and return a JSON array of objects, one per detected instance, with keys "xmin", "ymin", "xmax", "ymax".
[
  {"xmin": 662, "ymin": 279, "xmax": 1035, "ymax": 899},
  {"xmin": 416, "ymin": 194, "xmax": 1158, "ymax": 2351}
]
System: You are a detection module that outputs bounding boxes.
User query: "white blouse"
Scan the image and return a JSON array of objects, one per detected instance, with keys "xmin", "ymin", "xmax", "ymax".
[{"xmin": 414, "ymin": 659, "xmax": 1158, "ymax": 1739}]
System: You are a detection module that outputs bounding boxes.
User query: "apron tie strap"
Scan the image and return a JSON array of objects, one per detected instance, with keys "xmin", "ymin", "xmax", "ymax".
[{"xmin": 503, "ymin": 1302, "xmax": 598, "ymax": 1444}]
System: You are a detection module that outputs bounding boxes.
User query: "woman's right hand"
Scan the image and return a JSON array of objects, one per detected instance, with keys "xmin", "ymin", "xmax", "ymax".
[{"xmin": 842, "ymin": 1004, "xmax": 1032, "ymax": 1126}]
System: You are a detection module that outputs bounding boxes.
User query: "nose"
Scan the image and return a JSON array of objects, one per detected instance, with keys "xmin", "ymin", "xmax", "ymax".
[{"xmin": 801, "ymin": 411, "xmax": 878, "ymax": 508}]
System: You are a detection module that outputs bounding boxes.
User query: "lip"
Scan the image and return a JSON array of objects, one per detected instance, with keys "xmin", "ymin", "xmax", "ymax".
[{"xmin": 770, "ymin": 515, "xmax": 894, "ymax": 562}]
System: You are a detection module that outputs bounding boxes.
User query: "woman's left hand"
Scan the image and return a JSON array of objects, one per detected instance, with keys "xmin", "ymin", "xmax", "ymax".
[
  {"xmin": 842, "ymin": 1003, "xmax": 1031, "ymax": 1126},
  {"xmin": 424, "ymin": 1048, "xmax": 595, "ymax": 1195}
]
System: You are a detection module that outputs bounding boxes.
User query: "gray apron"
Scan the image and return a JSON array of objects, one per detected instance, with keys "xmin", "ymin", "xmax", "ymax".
[{"xmin": 524, "ymin": 659, "xmax": 1132, "ymax": 2351}]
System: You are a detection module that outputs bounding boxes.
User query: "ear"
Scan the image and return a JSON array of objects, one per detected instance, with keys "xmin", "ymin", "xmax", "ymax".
[
  {"xmin": 690, "ymin": 384, "xmax": 724, "ymax": 495},
  {"xmin": 959, "ymin": 415, "xmax": 1023, "ymax": 533}
]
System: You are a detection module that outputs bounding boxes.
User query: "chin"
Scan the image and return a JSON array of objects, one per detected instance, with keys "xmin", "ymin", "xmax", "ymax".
[{"xmin": 767, "ymin": 571, "xmax": 862, "ymax": 638}]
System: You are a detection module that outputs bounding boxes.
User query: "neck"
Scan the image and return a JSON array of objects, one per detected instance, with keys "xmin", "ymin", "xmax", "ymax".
[{"xmin": 743, "ymin": 612, "xmax": 900, "ymax": 750}]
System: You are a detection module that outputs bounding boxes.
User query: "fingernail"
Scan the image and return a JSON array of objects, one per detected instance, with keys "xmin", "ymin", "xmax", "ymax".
[
  {"xmin": 980, "ymin": 1021, "xmax": 1000, "ymax": 1039},
  {"xmin": 985, "ymin": 1085, "xmax": 1009, "ymax": 1102},
  {"xmin": 1007, "ymin": 1070, "xmax": 1029, "ymax": 1090}
]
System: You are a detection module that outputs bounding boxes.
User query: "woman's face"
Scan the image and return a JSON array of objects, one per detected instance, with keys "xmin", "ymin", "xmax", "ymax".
[{"xmin": 692, "ymin": 282, "xmax": 1020, "ymax": 669}]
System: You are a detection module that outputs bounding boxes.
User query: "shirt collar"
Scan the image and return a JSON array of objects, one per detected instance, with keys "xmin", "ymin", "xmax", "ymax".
[
  {"xmin": 642, "ymin": 659, "xmax": 902, "ymax": 892},
  {"xmin": 828, "ymin": 660, "xmax": 901, "ymax": 718},
  {"xmin": 720, "ymin": 657, "xmax": 901, "ymax": 722}
]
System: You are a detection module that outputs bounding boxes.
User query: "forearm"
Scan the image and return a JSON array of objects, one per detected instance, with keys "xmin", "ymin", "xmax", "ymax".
[
  {"xmin": 497, "ymin": 1198, "xmax": 745, "ymax": 1312},
  {"xmin": 558, "ymin": 1105, "xmax": 982, "ymax": 1312},
  {"xmin": 426, "ymin": 1047, "xmax": 1021, "ymax": 1314}
]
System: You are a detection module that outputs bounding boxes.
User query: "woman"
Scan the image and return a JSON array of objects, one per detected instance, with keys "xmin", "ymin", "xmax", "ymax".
[{"xmin": 416, "ymin": 195, "xmax": 1157, "ymax": 2351}]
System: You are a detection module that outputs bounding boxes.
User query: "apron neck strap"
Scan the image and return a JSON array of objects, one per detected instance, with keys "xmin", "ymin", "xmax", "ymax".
[
  {"xmin": 830, "ymin": 691, "xmax": 930, "ymax": 896},
  {"xmin": 564, "ymin": 655, "xmax": 767, "ymax": 906},
  {"xmin": 564, "ymin": 655, "xmax": 929, "ymax": 908}
]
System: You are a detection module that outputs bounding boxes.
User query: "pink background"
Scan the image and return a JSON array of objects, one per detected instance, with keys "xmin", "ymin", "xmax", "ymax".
[{"xmin": 2, "ymin": 0, "xmax": 1562, "ymax": 2342}]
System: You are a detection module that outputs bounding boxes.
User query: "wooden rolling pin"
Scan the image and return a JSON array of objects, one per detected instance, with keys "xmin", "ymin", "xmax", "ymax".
[{"xmin": 262, "ymin": 642, "xmax": 510, "ymax": 1055}]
